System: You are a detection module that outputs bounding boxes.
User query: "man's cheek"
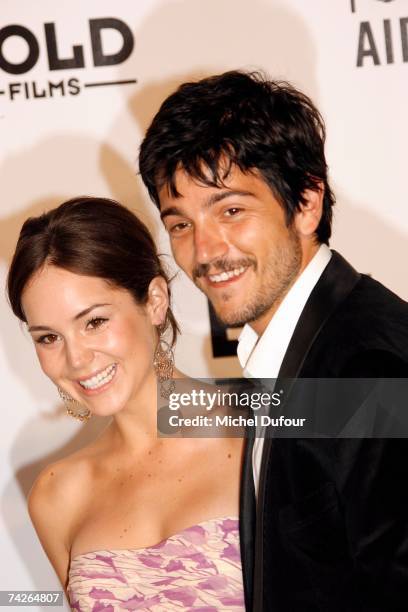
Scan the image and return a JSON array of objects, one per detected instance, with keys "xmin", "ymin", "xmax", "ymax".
[{"xmin": 173, "ymin": 245, "xmax": 193, "ymax": 275}]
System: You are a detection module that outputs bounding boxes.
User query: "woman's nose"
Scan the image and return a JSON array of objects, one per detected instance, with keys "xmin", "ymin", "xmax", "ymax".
[{"xmin": 64, "ymin": 338, "xmax": 94, "ymax": 372}]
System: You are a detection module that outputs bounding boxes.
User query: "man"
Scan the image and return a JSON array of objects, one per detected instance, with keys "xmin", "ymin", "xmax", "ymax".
[{"xmin": 139, "ymin": 71, "xmax": 408, "ymax": 611}]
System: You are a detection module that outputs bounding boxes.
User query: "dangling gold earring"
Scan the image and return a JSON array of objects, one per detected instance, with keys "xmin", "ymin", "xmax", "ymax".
[
  {"xmin": 153, "ymin": 326, "xmax": 175, "ymax": 399},
  {"xmin": 58, "ymin": 387, "xmax": 91, "ymax": 422}
]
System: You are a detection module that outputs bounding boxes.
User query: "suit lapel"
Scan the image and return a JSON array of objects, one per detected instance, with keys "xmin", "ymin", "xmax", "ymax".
[
  {"xmin": 251, "ymin": 251, "xmax": 361, "ymax": 611},
  {"xmin": 278, "ymin": 251, "xmax": 360, "ymax": 380},
  {"xmin": 239, "ymin": 434, "xmax": 256, "ymax": 611}
]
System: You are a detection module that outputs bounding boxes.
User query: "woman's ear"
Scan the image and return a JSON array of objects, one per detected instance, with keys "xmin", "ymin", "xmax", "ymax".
[
  {"xmin": 146, "ymin": 276, "xmax": 169, "ymax": 326},
  {"xmin": 294, "ymin": 184, "xmax": 324, "ymax": 237}
]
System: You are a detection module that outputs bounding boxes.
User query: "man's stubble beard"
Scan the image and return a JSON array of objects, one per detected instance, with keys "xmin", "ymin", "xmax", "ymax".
[{"xmin": 205, "ymin": 230, "xmax": 303, "ymax": 328}]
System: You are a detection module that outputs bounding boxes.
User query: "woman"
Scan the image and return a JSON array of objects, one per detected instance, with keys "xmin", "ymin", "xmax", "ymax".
[{"xmin": 7, "ymin": 197, "xmax": 244, "ymax": 610}]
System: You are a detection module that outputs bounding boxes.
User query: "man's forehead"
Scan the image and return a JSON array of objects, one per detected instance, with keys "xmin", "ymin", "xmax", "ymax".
[{"xmin": 157, "ymin": 164, "xmax": 261, "ymax": 206}]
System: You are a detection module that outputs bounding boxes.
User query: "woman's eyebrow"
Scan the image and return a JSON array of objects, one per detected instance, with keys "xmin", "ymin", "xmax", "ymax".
[
  {"xmin": 73, "ymin": 303, "xmax": 111, "ymax": 321},
  {"xmin": 28, "ymin": 303, "xmax": 111, "ymax": 332}
]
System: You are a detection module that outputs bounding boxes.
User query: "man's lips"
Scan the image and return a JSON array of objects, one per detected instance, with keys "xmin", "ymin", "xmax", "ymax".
[{"xmin": 202, "ymin": 265, "xmax": 249, "ymax": 288}]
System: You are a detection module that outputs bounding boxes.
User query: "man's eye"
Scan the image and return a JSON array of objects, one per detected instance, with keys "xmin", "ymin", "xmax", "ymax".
[
  {"xmin": 224, "ymin": 207, "xmax": 242, "ymax": 217},
  {"xmin": 86, "ymin": 317, "xmax": 108, "ymax": 330},
  {"xmin": 169, "ymin": 222, "xmax": 191, "ymax": 234},
  {"xmin": 36, "ymin": 334, "xmax": 59, "ymax": 345}
]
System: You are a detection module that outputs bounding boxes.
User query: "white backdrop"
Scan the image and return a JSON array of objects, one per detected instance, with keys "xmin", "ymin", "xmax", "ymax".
[{"xmin": 1, "ymin": 0, "xmax": 407, "ymax": 608}]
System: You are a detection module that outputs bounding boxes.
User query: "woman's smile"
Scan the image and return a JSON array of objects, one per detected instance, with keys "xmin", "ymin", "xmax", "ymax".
[{"xmin": 75, "ymin": 362, "xmax": 118, "ymax": 396}]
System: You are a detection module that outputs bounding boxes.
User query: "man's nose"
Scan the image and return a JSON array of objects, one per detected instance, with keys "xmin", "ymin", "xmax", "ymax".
[
  {"xmin": 193, "ymin": 222, "xmax": 229, "ymax": 265},
  {"xmin": 65, "ymin": 338, "xmax": 94, "ymax": 372}
]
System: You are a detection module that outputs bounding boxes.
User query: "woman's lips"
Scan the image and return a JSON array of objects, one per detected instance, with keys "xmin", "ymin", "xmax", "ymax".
[{"xmin": 75, "ymin": 363, "xmax": 118, "ymax": 396}]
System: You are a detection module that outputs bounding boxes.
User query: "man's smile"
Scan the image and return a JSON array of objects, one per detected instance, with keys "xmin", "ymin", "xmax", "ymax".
[{"xmin": 207, "ymin": 265, "xmax": 248, "ymax": 284}]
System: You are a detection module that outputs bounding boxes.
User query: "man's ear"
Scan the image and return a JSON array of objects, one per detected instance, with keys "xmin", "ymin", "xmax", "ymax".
[
  {"xmin": 146, "ymin": 276, "xmax": 169, "ymax": 326},
  {"xmin": 294, "ymin": 184, "xmax": 324, "ymax": 237}
]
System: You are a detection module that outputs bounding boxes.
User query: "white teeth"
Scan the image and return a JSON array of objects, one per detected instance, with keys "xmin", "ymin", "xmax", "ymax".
[
  {"xmin": 208, "ymin": 266, "xmax": 246, "ymax": 283},
  {"xmin": 79, "ymin": 364, "xmax": 117, "ymax": 390}
]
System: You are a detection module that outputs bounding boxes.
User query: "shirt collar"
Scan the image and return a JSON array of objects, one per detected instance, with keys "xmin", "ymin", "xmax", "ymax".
[{"xmin": 237, "ymin": 244, "xmax": 332, "ymax": 378}]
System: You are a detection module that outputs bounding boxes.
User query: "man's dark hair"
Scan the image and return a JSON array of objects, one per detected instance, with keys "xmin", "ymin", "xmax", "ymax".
[{"xmin": 139, "ymin": 70, "xmax": 335, "ymax": 244}]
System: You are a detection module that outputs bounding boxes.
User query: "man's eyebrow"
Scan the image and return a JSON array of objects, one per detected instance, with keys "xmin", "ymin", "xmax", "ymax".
[
  {"xmin": 205, "ymin": 190, "xmax": 255, "ymax": 206},
  {"xmin": 160, "ymin": 190, "xmax": 255, "ymax": 221},
  {"xmin": 160, "ymin": 206, "xmax": 183, "ymax": 221},
  {"xmin": 27, "ymin": 303, "xmax": 111, "ymax": 332}
]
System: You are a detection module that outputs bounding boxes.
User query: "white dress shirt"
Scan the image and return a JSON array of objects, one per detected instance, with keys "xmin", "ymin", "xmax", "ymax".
[{"xmin": 237, "ymin": 244, "xmax": 332, "ymax": 496}]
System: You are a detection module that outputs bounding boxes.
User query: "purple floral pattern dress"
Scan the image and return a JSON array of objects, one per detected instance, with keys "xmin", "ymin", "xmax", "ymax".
[{"xmin": 68, "ymin": 517, "xmax": 244, "ymax": 611}]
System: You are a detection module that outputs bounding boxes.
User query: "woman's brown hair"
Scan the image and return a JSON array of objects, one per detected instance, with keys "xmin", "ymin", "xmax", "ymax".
[{"xmin": 7, "ymin": 197, "xmax": 178, "ymax": 343}]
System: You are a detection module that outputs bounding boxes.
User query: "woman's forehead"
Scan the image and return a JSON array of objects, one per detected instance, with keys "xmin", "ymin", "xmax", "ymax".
[{"xmin": 22, "ymin": 266, "xmax": 122, "ymax": 324}]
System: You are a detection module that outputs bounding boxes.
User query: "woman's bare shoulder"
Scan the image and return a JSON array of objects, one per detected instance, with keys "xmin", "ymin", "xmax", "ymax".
[
  {"xmin": 28, "ymin": 446, "xmax": 102, "ymax": 587},
  {"xmin": 29, "ymin": 429, "xmax": 117, "ymax": 523},
  {"xmin": 30, "ymin": 455, "xmax": 88, "ymax": 509},
  {"xmin": 29, "ymin": 424, "xmax": 115, "ymax": 510}
]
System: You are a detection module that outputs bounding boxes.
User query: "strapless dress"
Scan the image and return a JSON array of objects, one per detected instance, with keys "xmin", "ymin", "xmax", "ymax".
[{"xmin": 68, "ymin": 516, "xmax": 244, "ymax": 611}]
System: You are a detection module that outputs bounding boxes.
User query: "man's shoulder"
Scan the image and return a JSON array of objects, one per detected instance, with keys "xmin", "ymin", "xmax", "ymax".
[
  {"xmin": 332, "ymin": 272, "xmax": 408, "ymax": 331},
  {"xmin": 349, "ymin": 272, "xmax": 407, "ymax": 310},
  {"xmin": 303, "ymin": 269, "xmax": 408, "ymax": 375}
]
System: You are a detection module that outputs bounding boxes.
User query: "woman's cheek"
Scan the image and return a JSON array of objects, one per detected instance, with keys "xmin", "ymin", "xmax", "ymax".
[
  {"xmin": 35, "ymin": 347, "xmax": 60, "ymax": 382},
  {"xmin": 104, "ymin": 316, "xmax": 151, "ymax": 355},
  {"xmin": 99, "ymin": 325, "xmax": 127, "ymax": 354}
]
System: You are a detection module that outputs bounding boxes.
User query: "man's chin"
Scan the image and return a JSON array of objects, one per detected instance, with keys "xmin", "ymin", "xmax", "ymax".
[
  {"xmin": 195, "ymin": 280, "xmax": 259, "ymax": 327},
  {"xmin": 211, "ymin": 304, "xmax": 249, "ymax": 328},
  {"xmin": 211, "ymin": 295, "xmax": 274, "ymax": 329}
]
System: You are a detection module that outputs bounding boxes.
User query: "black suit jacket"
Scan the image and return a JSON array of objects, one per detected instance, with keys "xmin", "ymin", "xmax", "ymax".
[{"xmin": 239, "ymin": 251, "xmax": 408, "ymax": 611}]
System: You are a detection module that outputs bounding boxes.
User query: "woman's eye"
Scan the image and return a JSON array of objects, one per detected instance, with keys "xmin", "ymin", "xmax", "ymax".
[
  {"xmin": 36, "ymin": 334, "xmax": 59, "ymax": 345},
  {"xmin": 86, "ymin": 317, "xmax": 108, "ymax": 330}
]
